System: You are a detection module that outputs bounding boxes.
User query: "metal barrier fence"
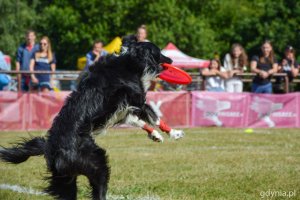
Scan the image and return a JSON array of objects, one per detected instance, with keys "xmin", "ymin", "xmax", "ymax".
[{"xmin": 1, "ymin": 70, "xmax": 299, "ymax": 93}]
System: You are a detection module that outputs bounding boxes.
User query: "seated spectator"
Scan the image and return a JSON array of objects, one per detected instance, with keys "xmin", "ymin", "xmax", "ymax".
[
  {"xmin": 250, "ymin": 40, "xmax": 278, "ymax": 94},
  {"xmin": 0, "ymin": 50, "xmax": 11, "ymax": 90},
  {"xmin": 29, "ymin": 36, "xmax": 56, "ymax": 92},
  {"xmin": 201, "ymin": 59, "xmax": 229, "ymax": 92},
  {"xmin": 223, "ymin": 43, "xmax": 248, "ymax": 92},
  {"xmin": 84, "ymin": 40, "xmax": 108, "ymax": 71},
  {"xmin": 274, "ymin": 45, "xmax": 299, "ymax": 93},
  {"xmin": 16, "ymin": 30, "xmax": 39, "ymax": 92}
]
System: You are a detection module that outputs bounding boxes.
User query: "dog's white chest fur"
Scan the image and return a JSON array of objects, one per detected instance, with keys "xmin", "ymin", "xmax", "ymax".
[
  {"xmin": 141, "ymin": 71, "xmax": 156, "ymax": 92},
  {"xmin": 93, "ymin": 105, "xmax": 137, "ymax": 135}
]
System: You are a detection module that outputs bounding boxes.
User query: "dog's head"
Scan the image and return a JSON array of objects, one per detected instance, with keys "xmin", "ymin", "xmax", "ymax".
[{"xmin": 127, "ymin": 42, "xmax": 172, "ymax": 75}]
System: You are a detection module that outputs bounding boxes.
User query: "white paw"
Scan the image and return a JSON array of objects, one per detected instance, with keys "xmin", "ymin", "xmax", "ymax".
[
  {"xmin": 169, "ymin": 129, "xmax": 184, "ymax": 140},
  {"xmin": 148, "ymin": 130, "xmax": 164, "ymax": 143}
]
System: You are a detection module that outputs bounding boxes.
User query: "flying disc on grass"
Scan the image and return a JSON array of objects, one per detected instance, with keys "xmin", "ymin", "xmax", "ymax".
[{"xmin": 159, "ymin": 63, "xmax": 192, "ymax": 84}]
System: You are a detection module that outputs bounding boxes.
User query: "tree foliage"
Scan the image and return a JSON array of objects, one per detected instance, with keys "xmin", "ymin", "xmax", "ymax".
[{"xmin": 0, "ymin": 0, "xmax": 299, "ymax": 69}]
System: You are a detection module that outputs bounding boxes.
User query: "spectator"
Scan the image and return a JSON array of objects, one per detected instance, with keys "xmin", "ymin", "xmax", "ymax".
[
  {"xmin": 201, "ymin": 59, "xmax": 228, "ymax": 92},
  {"xmin": 136, "ymin": 25, "xmax": 149, "ymax": 42},
  {"xmin": 122, "ymin": 24, "xmax": 149, "ymax": 47},
  {"xmin": 0, "ymin": 50, "xmax": 11, "ymax": 90},
  {"xmin": 250, "ymin": 40, "xmax": 278, "ymax": 93},
  {"xmin": 274, "ymin": 45, "xmax": 299, "ymax": 93},
  {"xmin": 84, "ymin": 40, "xmax": 108, "ymax": 70},
  {"xmin": 223, "ymin": 43, "xmax": 248, "ymax": 92},
  {"xmin": 16, "ymin": 30, "xmax": 39, "ymax": 92},
  {"xmin": 29, "ymin": 36, "xmax": 56, "ymax": 92}
]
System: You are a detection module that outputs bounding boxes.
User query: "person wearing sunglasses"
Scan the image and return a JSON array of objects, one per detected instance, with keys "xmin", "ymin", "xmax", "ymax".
[{"xmin": 29, "ymin": 36, "xmax": 56, "ymax": 92}]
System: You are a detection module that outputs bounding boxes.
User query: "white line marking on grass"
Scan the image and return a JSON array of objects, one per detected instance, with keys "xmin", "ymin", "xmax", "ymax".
[
  {"xmin": 108, "ymin": 194, "xmax": 160, "ymax": 200},
  {"xmin": 0, "ymin": 183, "xmax": 160, "ymax": 200},
  {"xmin": 0, "ymin": 183, "xmax": 46, "ymax": 195}
]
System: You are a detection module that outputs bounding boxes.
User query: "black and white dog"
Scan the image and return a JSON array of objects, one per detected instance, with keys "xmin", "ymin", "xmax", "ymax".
[{"xmin": 0, "ymin": 42, "xmax": 184, "ymax": 200}]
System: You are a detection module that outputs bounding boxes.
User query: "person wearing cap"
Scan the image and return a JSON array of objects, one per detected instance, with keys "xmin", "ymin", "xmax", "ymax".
[{"xmin": 274, "ymin": 45, "xmax": 299, "ymax": 93}]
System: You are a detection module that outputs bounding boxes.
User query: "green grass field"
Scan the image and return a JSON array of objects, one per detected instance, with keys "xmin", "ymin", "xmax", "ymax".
[{"xmin": 0, "ymin": 128, "xmax": 299, "ymax": 200}]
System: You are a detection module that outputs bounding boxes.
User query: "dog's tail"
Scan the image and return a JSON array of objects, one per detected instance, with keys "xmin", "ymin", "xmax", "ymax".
[{"xmin": 0, "ymin": 137, "xmax": 46, "ymax": 164}]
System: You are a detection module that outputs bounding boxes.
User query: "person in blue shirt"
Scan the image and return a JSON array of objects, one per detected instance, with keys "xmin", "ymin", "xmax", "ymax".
[
  {"xmin": 84, "ymin": 40, "xmax": 108, "ymax": 71},
  {"xmin": 29, "ymin": 36, "xmax": 56, "ymax": 92},
  {"xmin": 0, "ymin": 50, "xmax": 11, "ymax": 90},
  {"xmin": 16, "ymin": 30, "xmax": 39, "ymax": 92}
]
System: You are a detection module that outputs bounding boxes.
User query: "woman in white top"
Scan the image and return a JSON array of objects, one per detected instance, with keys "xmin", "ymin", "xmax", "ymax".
[
  {"xmin": 223, "ymin": 43, "xmax": 248, "ymax": 92},
  {"xmin": 202, "ymin": 59, "xmax": 229, "ymax": 92}
]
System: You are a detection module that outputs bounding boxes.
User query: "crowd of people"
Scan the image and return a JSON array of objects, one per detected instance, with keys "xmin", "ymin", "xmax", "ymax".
[
  {"xmin": 0, "ymin": 30, "xmax": 56, "ymax": 92},
  {"xmin": 0, "ymin": 26, "xmax": 299, "ymax": 93},
  {"xmin": 202, "ymin": 40, "xmax": 299, "ymax": 93}
]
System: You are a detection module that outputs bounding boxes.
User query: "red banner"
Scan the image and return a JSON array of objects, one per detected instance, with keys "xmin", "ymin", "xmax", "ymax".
[
  {"xmin": 0, "ymin": 92, "xmax": 69, "ymax": 131},
  {"xmin": 0, "ymin": 91, "xmax": 190, "ymax": 131},
  {"xmin": 1, "ymin": 91, "xmax": 300, "ymax": 130},
  {"xmin": 147, "ymin": 91, "xmax": 190, "ymax": 127},
  {"xmin": 191, "ymin": 92, "xmax": 300, "ymax": 128}
]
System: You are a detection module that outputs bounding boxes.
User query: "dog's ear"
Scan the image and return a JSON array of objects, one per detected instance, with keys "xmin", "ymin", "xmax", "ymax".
[
  {"xmin": 127, "ymin": 42, "xmax": 172, "ymax": 73},
  {"xmin": 88, "ymin": 55, "xmax": 111, "ymax": 73},
  {"xmin": 122, "ymin": 34, "xmax": 138, "ymax": 48},
  {"xmin": 128, "ymin": 44, "xmax": 151, "ymax": 71}
]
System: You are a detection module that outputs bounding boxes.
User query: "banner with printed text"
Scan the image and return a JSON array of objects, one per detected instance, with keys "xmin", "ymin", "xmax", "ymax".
[
  {"xmin": 191, "ymin": 92, "xmax": 248, "ymax": 127},
  {"xmin": 0, "ymin": 91, "xmax": 299, "ymax": 130},
  {"xmin": 146, "ymin": 91, "xmax": 190, "ymax": 127},
  {"xmin": 0, "ymin": 91, "xmax": 190, "ymax": 131},
  {"xmin": 191, "ymin": 92, "xmax": 300, "ymax": 128}
]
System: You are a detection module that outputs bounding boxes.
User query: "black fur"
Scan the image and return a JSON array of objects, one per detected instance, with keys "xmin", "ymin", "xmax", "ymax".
[
  {"xmin": 0, "ymin": 137, "xmax": 45, "ymax": 163},
  {"xmin": 0, "ymin": 42, "xmax": 172, "ymax": 200}
]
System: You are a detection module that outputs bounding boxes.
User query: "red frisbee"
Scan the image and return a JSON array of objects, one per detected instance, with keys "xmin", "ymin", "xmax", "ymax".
[{"xmin": 159, "ymin": 63, "xmax": 192, "ymax": 84}]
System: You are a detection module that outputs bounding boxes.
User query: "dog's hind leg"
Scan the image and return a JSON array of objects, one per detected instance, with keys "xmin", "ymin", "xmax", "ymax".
[
  {"xmin": 46, "ymin": 174, "xmax": 77, "ymax": 200},
  {"xmin": 81, "ymin": 144, "xmax": 110, "ymax": 200}
]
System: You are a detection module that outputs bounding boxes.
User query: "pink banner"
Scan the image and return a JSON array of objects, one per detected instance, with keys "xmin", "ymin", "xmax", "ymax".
[
  {"xmin": 147, "ymin": 91, "xmax": 190, "ymax": 127},
  {"xmin": 247, "ymin": 93, "xmax": 299, "ymax": 128},
  {"xmin": 0, "ymin": 91, "xmax": 190, "ymax": 131},
  {"xmin": 191, "ymin": 92, "xmax": 300, "ymax": 128},
  {"xmin": 1, "ymin": 91, "xmax": 300, "ymax": 130},
  {"xmin": 0, "ymin": 92, "xmax": 69, "ymax": 131},
  {"xmin": 191, "ymin": 92, "xmax": 248, "ymax": 127}
]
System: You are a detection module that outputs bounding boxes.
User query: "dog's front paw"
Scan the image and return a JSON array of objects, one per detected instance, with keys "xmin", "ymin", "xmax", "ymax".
[
  {"xmin": 148, "ymin": 130, "xmax": 164, "ymax": 143},
  {"xmin": 169, "ymin": 129, "xmax": 184, "ymax": 140}
]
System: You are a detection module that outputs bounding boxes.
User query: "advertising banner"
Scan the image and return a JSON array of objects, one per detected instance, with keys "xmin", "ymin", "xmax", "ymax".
[
  {"xmin": 1, "ymin": 91, "xmax": 299, "ymax": 130},
  {"xmin": 147, "ymin": 91, "xmax": 190, "ymax": 127},
  {"xmin": 191, "ymin": 92, "xmax": 300, "ymax": 128},
  {"xmin": 191, "ymin": 92, "xmax": 248, "ymax": 127}
]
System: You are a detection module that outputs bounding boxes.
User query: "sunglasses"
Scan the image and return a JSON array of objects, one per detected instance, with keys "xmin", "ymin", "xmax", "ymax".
[{"xmin": 40, "ymin": 42, "xmax": 48, "ymax": 46}]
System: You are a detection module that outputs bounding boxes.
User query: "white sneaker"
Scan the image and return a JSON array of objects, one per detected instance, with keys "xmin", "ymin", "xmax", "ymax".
[
  {"xmin": 169, "ymin": 129, "xmax": 184, "ymax": 140},
  {"xmin": 148, "ymin": 130, "xmax": 164, "ymax": 142}
]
